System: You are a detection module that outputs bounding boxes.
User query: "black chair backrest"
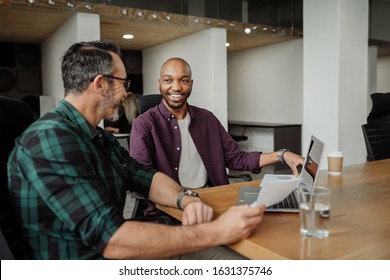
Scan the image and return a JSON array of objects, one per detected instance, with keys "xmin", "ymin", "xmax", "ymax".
[
  {"xmin": 0, "ymin": 96, "xmax": 35, "ymax": 259},
  {"xmin": 0, "ymin": 228, "xmax": 14, "ymax": 260},
  {"xmin": 362, "ymin": 122, "xmax": 390, "ymax": 162},
  {"xmin": 136, "ymin": 94, "xmax": 162, "ymax": 114}
]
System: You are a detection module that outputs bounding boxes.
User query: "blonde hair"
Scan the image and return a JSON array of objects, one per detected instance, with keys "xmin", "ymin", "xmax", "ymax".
[{"xmin": 123, "ymin": 92, "xmax": 138, "ymax": 125}]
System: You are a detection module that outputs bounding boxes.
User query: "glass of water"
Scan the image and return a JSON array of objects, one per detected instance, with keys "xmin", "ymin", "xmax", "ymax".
[{"xmin": 297, "ymin": 186, "xmax": 331, "ymax": 239}]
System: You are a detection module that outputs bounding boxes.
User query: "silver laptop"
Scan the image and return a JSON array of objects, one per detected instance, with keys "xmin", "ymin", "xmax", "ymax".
[{"xmin": 237, "ymin": 135, "xmax": 325, "ymax": 212}]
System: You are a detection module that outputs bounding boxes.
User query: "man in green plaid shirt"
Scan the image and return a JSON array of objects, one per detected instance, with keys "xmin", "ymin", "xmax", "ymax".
[{"xmin": 7, "ymin": 40, "xmax": 265, "ymax": 260}]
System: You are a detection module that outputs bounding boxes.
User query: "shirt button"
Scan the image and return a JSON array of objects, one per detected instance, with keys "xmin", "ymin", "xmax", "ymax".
[
  {"xmin": 177, "ymin": 147, "xmax": 180, "ymax": 150},
  {"xmin": 98, "ymin": 134, "xmax": 103, "ymax": 138},
  {"xmin": 174, "ymin": 126, "xmax": 178, "ymax": 129},
  {"xmin": 175, "ymin": 167, "xmax": 178, "ymax": 171}
]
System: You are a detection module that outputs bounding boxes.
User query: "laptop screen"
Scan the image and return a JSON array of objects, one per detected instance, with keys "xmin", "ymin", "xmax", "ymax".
[{"xmin": 299, "ymin": 135, "xmax": 325, "ymax": 192}]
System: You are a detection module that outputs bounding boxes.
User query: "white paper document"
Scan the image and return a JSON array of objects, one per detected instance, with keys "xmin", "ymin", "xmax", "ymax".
[{"xmin": 250, "ymin": 174, "xmax": 303, "ymax": 207}]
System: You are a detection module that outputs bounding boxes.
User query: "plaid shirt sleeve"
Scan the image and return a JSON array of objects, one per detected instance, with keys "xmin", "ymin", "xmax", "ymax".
[{"xmin": 8, "ymin": 107, "xmax": 156, "ymax": 259}]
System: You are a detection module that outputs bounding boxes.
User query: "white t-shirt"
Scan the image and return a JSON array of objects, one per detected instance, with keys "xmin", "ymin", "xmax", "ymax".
[{"xmin": 177, "ymin": 113, "xmax": 208, "ymax": 188}]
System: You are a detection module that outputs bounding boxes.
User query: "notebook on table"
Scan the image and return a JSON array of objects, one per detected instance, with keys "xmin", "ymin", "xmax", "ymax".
[{"xmin": 236, "ymin": 135, "xmax": 325, "ymax": 212}]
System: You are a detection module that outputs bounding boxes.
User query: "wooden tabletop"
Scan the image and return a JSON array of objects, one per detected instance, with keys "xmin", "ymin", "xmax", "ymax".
[{"xmin": 157, "ymin": 159, "xmax": 390, "ymax": 259}]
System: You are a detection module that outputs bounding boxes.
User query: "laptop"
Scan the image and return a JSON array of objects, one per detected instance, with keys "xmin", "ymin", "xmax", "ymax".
[{"xmin": 237, "ymin": 135, "xmax": 325, "ymax": 212}]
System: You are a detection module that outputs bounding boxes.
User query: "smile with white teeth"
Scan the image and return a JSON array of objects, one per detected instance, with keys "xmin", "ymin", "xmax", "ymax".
[{"xmin": 169, "ymin": 94, "xmax": 182, "ymax": 100}]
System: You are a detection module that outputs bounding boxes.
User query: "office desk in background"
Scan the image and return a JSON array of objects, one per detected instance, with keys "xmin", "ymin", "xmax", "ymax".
[
  {"xmin": 228, "ymin": 121, "xmax": 301, "ymax": 171},
  {"xmin": 158, "ymin": 159, "xmax": 390, "ymax": 260}
]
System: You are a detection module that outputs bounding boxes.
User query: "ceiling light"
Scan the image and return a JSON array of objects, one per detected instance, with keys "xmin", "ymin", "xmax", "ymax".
[
  {"xmin": 121, "ymin": 9, "xmax": 127, "ymax": 15},
  {"xmin": 85, "ymin": 4, "xmax": 92, "ymax": 10},
  {"xmin": 27, "ymin": 0, "xmax": 36, "ymax": 5},
  {"xmin": 48, "ymin": 0, "xmax": 55, "ymax": 5},
  {"xmin": 67, "ymin": 2, "xmax": 74, "ymax": 8},
  {"xmin": 123, "ymin": 34, "xmax": 134, "ymax": 40},
  {"xmin": 165, "ymin": 14, "xmax": 171, "ymax": 20},
  {"xmin": 225, "ymin": 42, "xmax": 230, "ymax": 47},
  {"xmin": 206, "ymin": 20, "xmax": 211, "ymax": 25},
  {"xmin": 194, "ymin": 18, "xmax": 200, "ymax": 24},
  {"xmin": 136, "ymin": 10, "xmax": 143, "ymax": 17},
  {"xmin": 151, "ymin": 12, "xmax": 157, "ymax": 19},
  {"xmin": 244, "ymin": 27, "xmax": 251, "ymax": 34}
]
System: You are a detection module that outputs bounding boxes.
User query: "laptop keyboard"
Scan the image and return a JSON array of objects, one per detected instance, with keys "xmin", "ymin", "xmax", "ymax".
[{"xmin": 267, "ymin": 192, "xmax": 299, "ymax": 210}]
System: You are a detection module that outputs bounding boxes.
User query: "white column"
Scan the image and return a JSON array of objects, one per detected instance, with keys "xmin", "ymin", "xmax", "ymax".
[
  {"xmin": 303, "ymin": 0, "xmax": 369, "ymax": 167},
  {"xmin": 41, "ymin": 13, "xmax": 100, "ymax": 106}
]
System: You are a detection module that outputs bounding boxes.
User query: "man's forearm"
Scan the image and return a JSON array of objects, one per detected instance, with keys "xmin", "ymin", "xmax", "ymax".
[
  {"xmin": 148, "ymin": 172, "xmax": 182, "ymax": 208},
  {"xmin": 103, "ymin": 219, "xmax": 219, "ymax": 259}
]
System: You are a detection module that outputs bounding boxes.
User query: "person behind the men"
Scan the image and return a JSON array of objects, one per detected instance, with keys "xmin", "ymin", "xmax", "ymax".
[
  {"xmin": 7, "ymin": 40, "xmax": 265, "ymax": 260},
  {"xmin": 130, "ymin": 57, "xmax": 305, "ymax": 191},
  {"xmin": 104, "ymin": 91, "xmax": 138, "ymax": 134}
]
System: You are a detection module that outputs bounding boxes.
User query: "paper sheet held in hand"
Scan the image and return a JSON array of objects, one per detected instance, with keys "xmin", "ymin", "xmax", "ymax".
[{"xmin": 250, "ymin": 174, "xmax": 303, "ymax": 207}]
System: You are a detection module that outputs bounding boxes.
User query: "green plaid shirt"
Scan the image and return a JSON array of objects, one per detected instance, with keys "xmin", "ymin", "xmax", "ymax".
[{"xmin": 7, "ymin": 100, "xmax": 156, "ymax": 259}]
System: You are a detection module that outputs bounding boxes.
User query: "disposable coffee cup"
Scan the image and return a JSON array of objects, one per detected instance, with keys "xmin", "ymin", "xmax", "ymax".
[{"xmin": 327, "ymin": 151, "xmax": 343, "ymax": 176}]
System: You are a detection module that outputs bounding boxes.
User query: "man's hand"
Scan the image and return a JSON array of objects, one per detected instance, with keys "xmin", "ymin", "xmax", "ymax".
[
  {"xmin": 284, "ymin": 152, "xmax": 305, "ymax": 176},
  {"xmin": 104, "ymin": 126, "xmax": 119, "ymax": 133},
  {"xmin": 182, "ymin": 198, "xmax": 213, "ymax": 226},
  {"xmin": 212, "ymin": 204, "xmax": 266, "ymax": 245}
]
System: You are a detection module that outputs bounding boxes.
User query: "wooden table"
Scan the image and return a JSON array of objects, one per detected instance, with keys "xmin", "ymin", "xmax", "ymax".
[{"xmin": 158, "ymin": 159, "xmax": 390, "ymax": 259}]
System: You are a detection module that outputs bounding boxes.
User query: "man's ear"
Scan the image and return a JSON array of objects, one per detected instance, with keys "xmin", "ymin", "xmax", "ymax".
[{"xmin": 92, "ymin": 75, "xmax": 106, "ymax": 93}]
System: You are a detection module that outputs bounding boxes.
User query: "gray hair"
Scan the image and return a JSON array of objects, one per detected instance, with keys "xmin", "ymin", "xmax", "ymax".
[{"xmin": 61, "ymin": 40, "xmax": 121, "ymax": 96}]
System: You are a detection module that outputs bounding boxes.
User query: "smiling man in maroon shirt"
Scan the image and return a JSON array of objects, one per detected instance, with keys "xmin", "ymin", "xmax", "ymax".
[{"xmin": 131, "ymin": 57, "xmax": 304, "ymax": 192}]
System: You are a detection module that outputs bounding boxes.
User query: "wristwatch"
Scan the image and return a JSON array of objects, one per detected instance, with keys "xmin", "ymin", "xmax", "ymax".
[
  {"xmin": 277, "ymin": 149, "xmax": 289, "ymax": 164},
  {"xmin": 176, "ymin": 189, "xmax": 200, "ymax": 210}
]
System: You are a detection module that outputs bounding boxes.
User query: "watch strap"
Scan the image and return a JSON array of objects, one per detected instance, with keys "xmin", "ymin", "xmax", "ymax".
[
  {"xmin": 176, "ymin": 190, "xmax": 186, "ymax": 210},
  {"xmin": 176, "ymin": 189, "xmax": 199, "ymax": 211},
  {"xmin": 277, "ymin": 149, "xmax": 289, "ymax": 163}
]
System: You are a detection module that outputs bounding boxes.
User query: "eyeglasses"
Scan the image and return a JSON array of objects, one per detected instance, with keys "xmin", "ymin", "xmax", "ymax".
[{"xmin": 103, "ymin": 75, "xmax": 131, "ymax": 91}]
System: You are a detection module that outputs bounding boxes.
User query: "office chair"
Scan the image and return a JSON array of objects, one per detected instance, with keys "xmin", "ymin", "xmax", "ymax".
[
  {"xmin": 362, "ymin": 122, "xmax": 390, "ymax": 162},
  {"xmin": 129, "ymin": 94, "xmax": 251, "ymax": 220},
  {"xmin": 0, "ymin": 228, "xmax": 14, "ymax": 260},
  {"xmin": 0, "ymin": 96, "xmax": 34, "ymax": 259},
  {"xmin": 136, "ymin": 94, "xmax": 162, "ymax": 114}
]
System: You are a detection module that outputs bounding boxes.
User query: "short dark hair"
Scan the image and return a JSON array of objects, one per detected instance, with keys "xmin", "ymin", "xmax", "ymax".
[
  {"xmin": 61, "ymin": 40, "xmax": 121, "ymax": 96},
  {"xmin": 161, "ymin": 57, "xmax": 192, "ymax": 78}
]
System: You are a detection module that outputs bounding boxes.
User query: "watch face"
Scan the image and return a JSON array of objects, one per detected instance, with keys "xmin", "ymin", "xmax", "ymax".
[{"xmin": 185, "ymin": 190, "xmax": 199, "ymax": 197}]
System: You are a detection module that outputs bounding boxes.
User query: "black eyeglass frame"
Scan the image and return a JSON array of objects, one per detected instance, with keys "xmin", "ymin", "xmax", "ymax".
[{"xmin": 103, "ymin": 75, "xmax": 131, "ymax": 91}]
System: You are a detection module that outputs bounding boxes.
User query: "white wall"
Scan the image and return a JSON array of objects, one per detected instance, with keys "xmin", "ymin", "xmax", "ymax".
[
  {"xmin": 142, "ymin": 28, "xmax": 228, "ymax": 128},
  {"xmin": 41, "ymin": 13, "xmax": 100, "ymax": 109},
  {"xmin": 228, "ymin": 39, "xmax": 303, "ymax": 124},
  {"xmin": 227, "ymin": 39, "xmax": 303, "ymax": 152},
  {"xmin": 304, "ymin": 0, "xmax": 369, "ymax": 168},
  {"xmin": 377, "ymin": 56, "xmax": 390, "ymax": 93}
]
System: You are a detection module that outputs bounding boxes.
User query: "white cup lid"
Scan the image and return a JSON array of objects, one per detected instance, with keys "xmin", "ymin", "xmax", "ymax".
[{"xmin": 327, "ymin": 151, "xmax": 343, "ymax": 157}]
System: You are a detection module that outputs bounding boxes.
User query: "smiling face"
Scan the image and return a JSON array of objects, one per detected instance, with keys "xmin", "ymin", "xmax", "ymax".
[
  {"xmin": 159, "ymin": 58, "xmax": 193, "ymax": 115},
  {"xmin": 100, "ymin": 52, "xmax": 128, "ymax": 121}
]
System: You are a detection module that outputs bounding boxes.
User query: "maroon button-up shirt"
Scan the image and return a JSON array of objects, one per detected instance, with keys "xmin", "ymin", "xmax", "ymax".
[{"xmin": 130, "ymin": 102, "xmax": 261, "ymax": 187}]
